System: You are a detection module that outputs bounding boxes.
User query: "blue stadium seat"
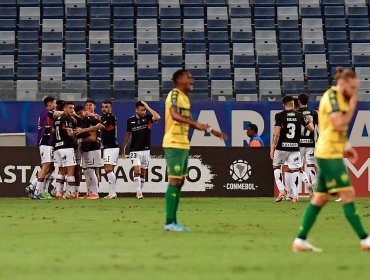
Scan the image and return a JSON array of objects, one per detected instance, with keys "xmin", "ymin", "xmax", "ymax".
[
  {"xmin": 347, "ymin": 6, "xmax": 368, "ymax": 18},
  {"xmin": 252, "ymin": 0, "xmax": 274, "ymax": 6},
  {"xmin": 208, "ymin": 31, "xmax": 229, "ymax": 42},
  {"xmin": 136, "ymin": 0, "xmax": 157, "ymax": 6},
  {"xmin": 160, "ymin": 8, "xmax": 181, "ymax": 18},
  {"xmin": 348, "ymin": 18, "xmax": 369, "ymax": 30},
  {"xmin": 231, "ymin": 31, "xmax": 253, "ymax": 42},
  {"xmin": 0, "ymin": 19, "xmax": 16, "ymax": 31},
  {"xmin": 205, "ymin": 0, "xmax": 226, "ymax": 6},
  {"xmin": 185, "ymin": 43, "xmax": 206, "ymax": 53},
  {"xmin": 43, "ymin": 7, "xmax": 64, "ymax": 19},
  {"xmin": 325, "ymin": 18, "xmax": 346, "ymax": 30},
  {"xmin": 111, "ymin": 0, "xmax": 133, "ymax": 5},
  {"xmin": 114, "ymin": 7, "xmax": 134, "ymax": 18},
  {"xmin": 282, "ymin": 81, "xmax": 305, "ymax": 95},
  {"xmin": 65, "ymin": 43, "xmax": 86, "ymax": 54},
  {"xmin": 18, "ymin": 55, "xmax": 38, "ymax": 66},
  {"xmin": 41, "ymin": 56, "xmax": 63, "ymax": 67},
  {"xmin": 259, "ymin": 68, "xmax": 280, "ymax": 80},
  {"xmin": 323, "ymin": 6, "xmax": 345, "ymax": 18},
  {"xmin": 184, "ymin": 32, "xmax": 206, "ymax": 42},
  {"xmin": 137, "ymin": 7, "xmax": 158, "ymax": 18},
  {"xmin": 188, "ymin": 68, "xmax": 208, "ymax": 79},
  {"xmin": 0, "ymin": 68, "xmax": 13, "ymax": 80},
  {"xmin": 229, "ymin": 8, "xmax": 252, "ymax": 18},
  {"xmin": 90, "ymin": 18, "xmax": 111, "ymax": 30},
  {"xmin": 353, "ymin": 56, "xmax": 370, "ymax": 66},
  {"xmin": 234, "ymin": 81, "xmax": 257, "ymax": 95},
  {"xmin": 17, "ymin": 67, "xmax": 39, "ymax": 80},
  {"xmin": 137, "ymin": 69, "xmax": 159, "ymax": 79},
  {"xmin": 90, "ymin": 6, "xmax": 111, "ymax": 18},
  {"xmin": 325, "ymin": 31, "xmax": 347, "ymax": 42},
  {"xmin": 254, "ymin": 7, "xmax": 275, "ymax": 19},
  {"xmin": 278, "ymin": 30, "xmax": 301, "ymax": 42},
  {"xmin": 19, "ymin": 20, "xmax": 40, "ymax": 30},
  {"xmin": 210, "ymin": 69, "xmax": 231, "ymax": 80},
  {"xmin": 208, "ymin": 43, "xmax": 230, "ymax": 54},
  {"xmin": 304, "ymin": 44, "xmax": 326, "ymax": 54},
  {"xmin": 42, "ymin": 0, "xmax": 63, "ymax": 5},
  {"xmin": 306, "ymin": 68, "xmax": 328, "ymax": 80},
  {"xmin": 138, "ymin": 44, "xmax": 159, "ymax": 54},
  {"xmin": 18, "ymin": 0, "xmax": 39, "ymax": 6},
  {"xmin": 90, "ymin": 54, "xmax": 110, "ymax": 67},
  {"xmin": 42, "ymin": 32, "xmax": 63, "ymax": 42},
  {"xmin": 233, "ymin": 55, "xmax": 255, "ymax": 67},
  {"xmin": 65, "ymin": 68, "xmax": 87, "ymax": 80},
  {"xmin": 113, "ymin": 30, "xmax": 135, "ymax": 43},
  {"xmin": 328, "ymin": 54, "xmax": 351, "ymax": 67},
  {"xmin": 161, "ymin": 55, "xmax": 183, "ymax": 67},
  {"xmin": 113, "ymin": 55, "xmax": 135, "ymax": 67},
  {"xmin": 276, "ymin": 0, "xmax": 298, "ymax": 5},
  {"xmin": 160, "ymin": 19, "xmax": 181, "ymax": 30},
  {"xmin": 66, "ymin": 19, "xmax": 87, "ymax": 30},
  {"xmin": 207, "ymin": 20, "xmax": 228, "ymax": 30},
  {"xmin": 183, "ymin": 7, "xmax": 204, "ymax": 18},
  {"xmin": 182, "ymin": 0, "xmax": 204, "ymax": 6},
  {"xmin": 65, "ymin": 31, "xmax": 86, "ymax": 42},
  {"xmin": 160, "ymin": 30, "xmax": 182, "ymax": 42},
  {"xmin": 281, "ymin": 54, "xmax": 303, "ymax": 67},
  {"xmin": 300, "ymin": 7, "xmax": 322, "ymax": 18},
  {"xmin": 0, "ymin": 7, "xmax": 16, "ymax": 18},
  {"xmin": 114, "ymin": 19, "xmax": 134, "ymax": 30},
  {"xmin": 278, "ymin": 20, "xmax": 299, "ymax": 30},
  {"xmin": 280, "ymin": 43, "xmax": 301, "ymax": 54},
  {"xmin": 18, "ymin": 43, "xmax": 39, "ymax": 54},
  {"xmin": 66, "ymin": 8, "xmax": 87, "ymax": 18},
  {"xmin": 307, "ymin": 80, "xmax": 330, "ymax": 94},
  {"xmin": 257, "ymin": 55, "xmax": 279, "ymax": 67},
  {"xmin": 254, "ymin": 19, "xmax": 275, "ymax": 30},
  {"xmin": 327, "ymin": 43, "xmax": 349, "ymax": 54},
  {"xmin": 90, "ymin": 80, "xmax": 112, "ymax": 101},
  {"xmin": 90, "ymin": 67, "xmax": 111, "ymax": 80},
  {"xmin": 350, "ymin": 31, "xmax": 370, "ymax": 42}
]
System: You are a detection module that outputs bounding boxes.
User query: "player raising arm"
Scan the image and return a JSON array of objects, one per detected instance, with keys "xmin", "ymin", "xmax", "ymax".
[
  {"xmin": 163, "ymin": 69, "xmax": 228, "ymax": 232},
  {"xmin": 292, "ymin": 67, "xmax": 370, "ymax": 252}
]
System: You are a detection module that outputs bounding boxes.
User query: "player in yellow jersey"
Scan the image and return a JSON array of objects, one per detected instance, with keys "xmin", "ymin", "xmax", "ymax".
[
  {"xmin": 292, "ymin": 67, "xmax": 370, "ymax": 252},
  {"xmin": 163, "ymin": 69, "xmax": 228, "ymax": 232}
]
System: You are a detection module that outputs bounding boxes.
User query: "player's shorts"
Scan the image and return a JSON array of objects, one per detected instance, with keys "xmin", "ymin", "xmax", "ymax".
[
  {"xmin": 315, "ymin": 158, "xmax": 353, "ymax": 195},
  {"xmin": 82, "ymin": 149, "xmax": 103, "ymax": 168},
  {"xmin": 39, "ymin": 145, "xmax": 54, "ymax": 164},
  {"xmin": 300, "ymin": 147, "xmax": 316, "ymax": 165},
  {"xmin": 130, "ymin": 150, "xmax": 150, "ymax": 169},
  {"xmin": 103, "ymin": 148, "xmax": 120, "ymax": 166},
  {"xmin": 54, "ymin": 148, "xmax": 76, "ymax": 168},
  {"xmin": 75, "ymin": 148, "xmax": 82, "ymax": 165},
  {"xmin": 273, "ymin": 150, "xmax": 302, "ymax": 170},
  {"xmin": 164, "ymin": 148, "xmax": 189, "ymax": 178}
]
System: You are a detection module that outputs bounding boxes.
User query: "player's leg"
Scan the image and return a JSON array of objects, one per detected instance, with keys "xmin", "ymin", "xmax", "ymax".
[
  {"xmin": 55, "ymin": 168, "xmax": 66, "ymax": 199},
  {"xmin": 305, "ymin": 148, "xmax": 317, "ymax": 196},
  {"xmin": 273, "ymin": 151, "xmax": 287, "ymax": 201},
  {"xmin": 103, "ymin": 148, "xmax": 119, "ymax": 199},
  {"xmin": 138, "ymin": 150, "xmax": 150, "ymax": 198},
  {"xmin": 164, "ymin": 148, "xmax": 190, "ymax": 232},
  {"xmin": 287, "ymin": 151, "xmax": 303, "ymax": 202},
  {"xmin": 130, "ymin": 152, "xmax": 143, "ymax": 199},
  {"xmin": 85, "ymin": 150, "xmax": 102, "ymax": 199},
  {"xmin": 61, "ymin": 148, "xmax": 77, "ymax": 199},
  {"xmin": 34, "ymin": 163, "xmax": 53, "ymax": 196},
  {"xmin": 283, "ymin": 164, "xmax": 293, "ymax": 200}
]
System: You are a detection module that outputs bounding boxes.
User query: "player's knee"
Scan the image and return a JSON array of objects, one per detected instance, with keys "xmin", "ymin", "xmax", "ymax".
[
  {"xmin": 312, "ymin": 195, "xmax": 329, "ymax": 206},
  {"xmin": 339, "ymin": 190, "xmax": 356, "ymax": 203}
]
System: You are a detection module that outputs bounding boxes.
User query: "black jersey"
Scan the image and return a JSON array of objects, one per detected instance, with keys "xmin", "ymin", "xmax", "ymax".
[
  {"xmin": 80, "ymin": 116, "xmax": 101, "ymax": 152},
  {"xmin": 275, "ymin": 110, "xmax": 309, "ymax": 151},
  {"xmin": 298, "ymin": 107, "xmax": 318, "ymax": 148},
  {"xmin": 54, "ymin": 114, "xmax": 75, "ymax": 150},
  {"xmin": 126, "ymin": 114, "xmax": 154, "ymax": 152},
  {"xmin": 101, "ymin": 113, "xmax": 119, "ymax": 149}
]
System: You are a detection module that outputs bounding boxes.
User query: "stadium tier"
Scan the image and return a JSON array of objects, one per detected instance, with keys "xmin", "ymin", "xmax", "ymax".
[{"xmin": 1, "ymin": 0, "xmax": 370, "ymax": 101}]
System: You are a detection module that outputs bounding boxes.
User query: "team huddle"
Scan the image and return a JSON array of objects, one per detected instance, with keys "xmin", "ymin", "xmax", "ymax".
[{"xmin": 26, "ymin": 98, "xmax": 161, "ymax": 200}]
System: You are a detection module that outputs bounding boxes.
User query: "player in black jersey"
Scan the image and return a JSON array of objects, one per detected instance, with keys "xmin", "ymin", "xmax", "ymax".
[
  {"xmin": 122, "ymin": 101, "xmax": 161, "ymax": 199},
  {"xmin": 270, "ymin": 96, "xmax": 314, "ymax": 203},
  {"xmin": 76, "ymin": 100, "xmax": 120, "ymax": 199},
  {"xmin": 53, "ymin": 101, "xmax": 77, "ymax": 199},
  {"xmin": 298, "ymin": 93, "xmax": 319, "ymax": 197}
]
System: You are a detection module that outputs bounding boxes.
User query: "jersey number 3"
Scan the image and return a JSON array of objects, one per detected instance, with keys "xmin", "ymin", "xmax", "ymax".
[{"xmin": 286, "ymin": 123, "xmax": 296, "ymax": 139}]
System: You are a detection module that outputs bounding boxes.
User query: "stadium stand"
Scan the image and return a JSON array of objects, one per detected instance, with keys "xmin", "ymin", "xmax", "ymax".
[{"xmin": 0, "ymin": 0, "xmax": 370, "ymax": 101}]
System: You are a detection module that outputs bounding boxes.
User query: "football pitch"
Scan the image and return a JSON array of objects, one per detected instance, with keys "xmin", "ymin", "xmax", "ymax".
[{"xmin": 1, "ymin": 198, "xmax": 370, "ymax": 280}]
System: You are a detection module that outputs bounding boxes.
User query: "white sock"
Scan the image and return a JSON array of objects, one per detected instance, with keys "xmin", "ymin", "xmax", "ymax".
[
  {"xmin": 274, "ymin": 169, "xmax": 285, "ymax": 193},
  {"xmin": 35, "ymin": 179, "xmax": 45, "ymax": 195},
  {"xmin": 55, "ymin": 174, "xmax": 64, "ymax": 194},
  {"xmin": 285, "ymin": 172, "xmax": 292, "ymax": 197},
  {"xmin": 86, "ymin": 169, "xmax": 98, "ymax": 195},
  {"xmin": 107, "ymin": 171, "xmax": 116, "ymax": 194},
  {"xmin": 291, "ymin": 171, "xmax": 300, "ymax": 198},
  {"xmin": 299, "ymin": 170, "xmax": 310, "ymax": 184},
  {"xmin": 67, "ymin": 176, "xmax": 76, "ymax": 194},
  {"xmin": 134, "ymin": 176, "xmax": 141, "ymax": 192},
  {"xmin": 140, "ymin": 177, "xmax": 145, "ymax": 190},
  {"xmin": 307, "ymin": 166, "xmax": 317, "ymax": 185},
  {"xmin": 31, "ymin": 177, "xmax": 38, "ymax": 188}
]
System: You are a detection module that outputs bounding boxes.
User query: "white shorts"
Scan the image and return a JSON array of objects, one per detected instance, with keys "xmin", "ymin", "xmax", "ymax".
[
  {"xmin": 39, "ymin": 145, "xmax": 54, "ymax": 164},
  {"xmin": 300, "ymin": 147, "xmax": 316, "ymax": 165},
  {"xmin": 103, "ymin": 148, "xmax": 120, "ymax": 166},
  {"xmin": 130, "ymin": 150, "xmax": 150, "ymax": 169},
  {"xmin": 54, "ymin": 148, "xmax": 76, "ymax": 167},
  {"xmin": 75, "ymin": 148, "xmax": 82, "ymax": 165},
  {"xmin": 82, "ymin": 150, "xmax": 103, "ymax": 168},
  {"xmin": 273, "ymin": 150, "xmax": 302, "ymax": 170}
]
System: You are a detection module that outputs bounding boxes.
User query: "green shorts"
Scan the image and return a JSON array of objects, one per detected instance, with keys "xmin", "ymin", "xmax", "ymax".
[
  {"xmin": 164, "ymin": 148, "xmax": 189, "ymax": 179},
  {"xmin": 315, "ymin": 158, "xmax": 353, "ymax": 195}
]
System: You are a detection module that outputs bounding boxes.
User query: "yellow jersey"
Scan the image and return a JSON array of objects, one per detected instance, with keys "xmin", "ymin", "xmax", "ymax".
[
  {"xmin": 315, "ymin": 86, "xmax": 349, "ymax": 159},
  {"xmin": 162, "ymin": 88, "xmax": 191, "ymax": 150}
]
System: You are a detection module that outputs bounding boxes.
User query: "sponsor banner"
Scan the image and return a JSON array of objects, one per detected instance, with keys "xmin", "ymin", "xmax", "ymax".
[
  {"xmin": 0, "ymin": 147, "xmax": 274, "ymax": 197},
  {"xmin": 2, "ymin": 101, "xmax": 370, "ymax": 147}
]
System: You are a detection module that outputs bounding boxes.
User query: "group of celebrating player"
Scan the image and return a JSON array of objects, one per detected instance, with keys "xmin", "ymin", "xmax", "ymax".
[{"xmin": 27, "ymin": 97, "xmax": 161, "ymax": 200}]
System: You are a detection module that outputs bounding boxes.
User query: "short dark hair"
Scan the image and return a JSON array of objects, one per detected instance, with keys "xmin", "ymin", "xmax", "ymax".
[
  {"xmin": 56, "ymin": 100, "xmax": 64, "ymax": 111},
  {"xmin": 172, "ymin": 69, "xmax": 189, "ymax": 84},
  {"xmin": 298, "ymin": 93, "xmax": 309, "ymax": 106},
  {"xmin": 43, "ymin": 96, "xmax": 55, "ymax": 107},
  {"xmin": 74, "ymin": 105, "xmax": 84, "ymax": 112},
  {"xmin": 136, "ymin": 101, "xmax": 145, "ymax": 108},
  {"xmin": 63, "ymin": 101, "xmax": 74, "ymax": 107},
  {"xmin": 85, "ymin": 99, "xmax": 96, "ymax": 105},
  {"xmin": 283, "ymin": 96, "xmax": 294, "ymax": 104},
  {"xmin": 247, "ymin": 123, "xmax": 258, "ymax": 134},
  {"xmin": 102, "ymin": 100, "xmax": 112, "ymax": 105}
]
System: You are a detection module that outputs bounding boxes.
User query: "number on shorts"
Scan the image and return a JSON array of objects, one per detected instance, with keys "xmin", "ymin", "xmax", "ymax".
[{"xmin": 286, "ymin": 123, "xmax": 295, "ymax": 139}]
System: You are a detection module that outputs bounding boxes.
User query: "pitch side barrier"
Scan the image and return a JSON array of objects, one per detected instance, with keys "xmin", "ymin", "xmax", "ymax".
[{"xmin": 0, "ymin": 147, "xmax": 274, "ymax": 197}]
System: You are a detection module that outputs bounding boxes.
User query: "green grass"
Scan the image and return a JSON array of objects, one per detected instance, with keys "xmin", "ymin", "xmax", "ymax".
[{"xmin": 0, "ymin": 198, "xmax": 370, "ymax": 280}]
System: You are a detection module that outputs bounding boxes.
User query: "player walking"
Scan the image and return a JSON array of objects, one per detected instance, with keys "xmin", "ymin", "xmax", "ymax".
[
  {"xmin": 53, "ymin": 102, "xmax": 77, "ymax": 199},
  {"xmin": 297, "ymin": 93, "xmax": 319, "ymax": 197},
  {"xmin": 122, "ymin": 101, "xmax": 161, "ymax": 199},
  {"xmin": 292, "ymin": 68, "xmax": 370, "ymax": 251},
  {"xmin": 271, "ymin": 96, "xmax": 314, "ymax": 203},
  {"xmin": 27, "ymin": 96, "xmax": 57, "ymax": 199},
  {"xmin": 163, "ymin": 69, "xmax": 228, "ymax": 232},
  {"xmin": 76, "ymin": 100, "xmax": 120, "ymax": 199}
]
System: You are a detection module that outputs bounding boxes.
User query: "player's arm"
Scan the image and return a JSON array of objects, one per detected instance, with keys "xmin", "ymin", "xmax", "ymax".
[
  {"xmin": 304, "ymin": 115, "xmax": 314, "ymax": 132},
  {"xmin": 121, "ymin": 132, "xmax": 132, "ymax": 159},
  {"xmin": 330, "ymin": 94, "xmax": 357, "ymax": 132},
  {"xmin": 75, "ymin": 123, "xmax": 105, "ymax": 135},
  {"xmin": 52, "ymin": 111, "xmax": 64, "ymax": 119},
  {"xmin": 141, "ymin": 101, "xmax": 161, "ymax": 121},
  {"xmin": 270, "ymin": 126, "xmax": 281, "ymax": 160}
]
